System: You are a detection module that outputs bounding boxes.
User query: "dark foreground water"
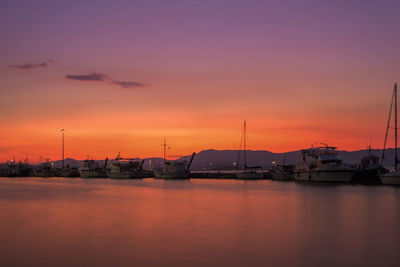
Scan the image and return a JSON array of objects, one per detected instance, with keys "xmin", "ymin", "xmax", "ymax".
[{"xmin": 0, "ymin": 178, "xmax": 399, "ymax": 267}]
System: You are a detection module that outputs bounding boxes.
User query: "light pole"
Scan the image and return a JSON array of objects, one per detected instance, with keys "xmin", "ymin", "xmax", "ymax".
[{"xmin": 61, "ymin": 129, "xmax": 65, "ymax": 169}]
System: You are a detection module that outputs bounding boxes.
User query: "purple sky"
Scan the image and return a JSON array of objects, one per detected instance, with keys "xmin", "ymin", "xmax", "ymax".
[{"xmin": 1, "ymin": 0, "xmax": 400, "ymax": 160}]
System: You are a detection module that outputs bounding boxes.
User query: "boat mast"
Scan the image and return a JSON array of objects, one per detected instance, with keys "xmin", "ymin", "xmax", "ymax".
[
  {"xmin": 163, "ymin": 138, "xmax": 166, "ymax": 164},
  {"xmin": 244, "ymin": 120, "xmax": 247, "ymax": 169},
  {"xmin": 61, "ymin": 129, "xmax": 65, "ymax": 170},
  {"xmin": 395, "ymin": 83, "xmax": 398, "ymax": 171},
  {"xmin": 381, "ymin": 85, "xmax": 395, "ymax": 166}
]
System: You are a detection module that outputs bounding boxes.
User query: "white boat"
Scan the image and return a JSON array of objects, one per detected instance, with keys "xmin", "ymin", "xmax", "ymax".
[
  {"xmin": 294, "ymin": 145, "xmax": 355, "ymax": 183},
  {"xmin": 380, "ymin": 83, "xmax": 400, "ymax": 185},
  {"xmin": 234, "ymin": 120, "xmax": 263, "ymax": 179},
  {"xmin": 380, "ymin": 171, "xmax": 400, "ymax": 185}
]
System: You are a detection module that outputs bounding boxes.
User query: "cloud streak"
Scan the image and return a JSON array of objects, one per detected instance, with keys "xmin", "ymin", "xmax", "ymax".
[
  {"xmin": 65, "ymin": 72, "xmax": 147, "ymax": 89},
  {"xmin": 9, "ymin": 59, "xmax": 54, "ymax": 69},
  {"xmin": 65, "ymin": 73, "xmax": 109, "ymax": 81},
  {"xmin": 112, "ymin": 80, "xmax": 146, "ymax": 89}
]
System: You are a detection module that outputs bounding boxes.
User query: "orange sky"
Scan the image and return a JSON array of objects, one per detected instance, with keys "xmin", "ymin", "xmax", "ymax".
[{"xmin": 0, "ymin": 73, "xmax": 395, "ymax": 163}]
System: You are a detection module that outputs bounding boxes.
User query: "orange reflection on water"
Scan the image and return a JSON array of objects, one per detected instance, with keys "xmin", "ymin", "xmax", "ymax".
[{"xmin": 0, "ymin": 178, "xmax": 399, "ymax": 266}]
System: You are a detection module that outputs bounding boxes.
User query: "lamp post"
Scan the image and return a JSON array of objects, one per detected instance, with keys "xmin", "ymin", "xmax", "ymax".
[{"xmin": 61, "ymin": 129, "xmax": 65, "ymax": 169}]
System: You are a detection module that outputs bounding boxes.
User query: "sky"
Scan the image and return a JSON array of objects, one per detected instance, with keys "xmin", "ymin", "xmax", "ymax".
[{"xmin": 1, "ymin": 0, "xmax": 400, "ymax": 162}]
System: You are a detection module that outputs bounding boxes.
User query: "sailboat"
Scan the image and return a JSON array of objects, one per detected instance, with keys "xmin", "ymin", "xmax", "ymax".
[
  {"xmin": 235, "ymin": 121, "xmax": 263, "ymax": 179},
  {"xmin": 380, "ymin": 83, "xmax": 400, "ymax": 185}
]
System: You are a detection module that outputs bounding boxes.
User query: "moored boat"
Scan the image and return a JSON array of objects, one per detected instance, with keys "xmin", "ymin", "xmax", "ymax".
[
  {"xmin": 79, "ymin": 159, "xmax": 107, "ymax": 178},
  {"xmin": 154, "ymin": 139, "xmax": 196, "ymax": 179},
  {"xmin": 34, "ymin": 159, "xmax": 59, "ymax": 177},
  {"xmin": 235, "ymin": 169, "xmax": 264, "ymax": 179},
  {"xmin": 0, "ymin": 161, "xmax": 33, "ymax": 177},
  {"xmin": 108, "ymin": 156, "xmax": 145, "ymax": 179},
  {"xmin": 270, "ymin": 163, "xmax": 294, "ymax": 180},
  {"xmin": 234, "ymin": 121, "xmax": 263, "ymax": 179},
  {"xmin": 155, "ymin": 152, "xmax": 196, "ymax": 179},
  {"xmin": 294, "ymin": 145, "xmax": 356, "ymax": 183},
  {"xmin": 353, "ymin": 146, "xmax": 383, "ymax": 184},
  {"xmin": 61, "ymin": 165, "xmax": 80, "ymax": 177},
  {"xmin": 154, "ymin": 161, "xmax": 189, "ymax": 179}
]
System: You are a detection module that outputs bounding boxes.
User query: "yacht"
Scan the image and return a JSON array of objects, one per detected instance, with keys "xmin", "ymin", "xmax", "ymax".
[
  {"xmin": 380, "ymin": 83, "xmax": 400, "ymax": 185},
  {"xmin": 294, "ymin": 145, "xmax": 355, "ymax": 182}
]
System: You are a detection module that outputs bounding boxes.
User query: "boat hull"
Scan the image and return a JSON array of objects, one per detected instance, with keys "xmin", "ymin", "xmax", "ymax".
[
  {"xmin": 235, "ymin": 172, "xmax": 263, "ymax": 179},
  {"xmin": 353, "ymin": 170, "xmax": 381, "ymax": 185},
  {"xmin": 79, "ymin": 171, "xmax": 106, "ymax": 178},
  {"xmin": 271, "ymin": 173, "xmax": 293, "ymax": 181},
  {"xmin": 380, "ymin": 175, "xmax": 400, "ymax": 185},
  {"xmin": 154, "ymin": 170, "xmax": 189, "ymax": 179},
  {"xmin": 294, "ymin": 170, "xmax": 355, "ymax": 183},
  {"xmin": 108, "ymin": 171, "xmax": 144, "ymax": 179}
]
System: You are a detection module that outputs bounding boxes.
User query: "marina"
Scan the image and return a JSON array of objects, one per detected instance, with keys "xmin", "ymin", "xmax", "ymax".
[
  {"xmin": 2, "ymin": 1, "xmax": 400, "ymax": 266},
  {"xmin": 1, "ymin": 86, "xmax": 400, "ymax": 186}
]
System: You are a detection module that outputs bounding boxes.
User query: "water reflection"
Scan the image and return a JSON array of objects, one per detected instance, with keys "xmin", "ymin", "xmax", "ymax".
[{"xmin": 0, "ymin": 178, "xmax": 399, "ymax": 266}]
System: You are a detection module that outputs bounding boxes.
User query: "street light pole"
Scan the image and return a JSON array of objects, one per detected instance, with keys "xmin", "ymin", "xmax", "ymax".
[{"xmin": 61, "ymin": 129, "xmax": 65, "ymax": 169}]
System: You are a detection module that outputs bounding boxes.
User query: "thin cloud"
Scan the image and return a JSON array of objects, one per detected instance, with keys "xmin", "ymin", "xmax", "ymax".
[
  {"xmin": 9, "ymin": 59, "xmax": 54, "ymax": 69},
  {"xmin": 9, "ymin": 62, "xmax": 47, "ymax": 69},
  {"xmin": 112, "ymin": 80, "xmax": 147, "ymax": 89},
  {"xmin": 65, "ymin": 73, "xmax": 109, "ymax": 81},
  {"xmin": 65, "ymin": 72, "xmax": 147, "ymax": 89}
]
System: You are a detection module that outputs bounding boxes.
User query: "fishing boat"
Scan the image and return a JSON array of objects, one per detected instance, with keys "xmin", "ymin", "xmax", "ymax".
[
  {"xmin": 235, "ymin": 121, "xmax": 263, "ymax": 179},
  {"xmin": 34, "ymin": 159, "xmax": 59, "ymax": 177},
  {"xmin": 380, "ymin": 83, "xmax": 400, "ymax": 185},
  {"xmin": 154, "ymin": 139, "xmax": 196, "ymax": 179},
  {"xmin": 294, "ymin": 145, "xmax": 356, "ymax": 183},
  {"xmin": 78, "ymin": 158, "xmax": 107, "ymax": 178},
  {"xmin": 270, "ymin": 161, "xmax": 294, "ymax": 180},
  {"xmin": 61, "ymin": 165, "xmax": 80, "ymax": 177},
  {"xmin": 0, "ymin": 161, "xmax": 33, "ymax": 177},
  {"xmin": 353, "ymin": 146, "xmax": 383, "ymax": 184},
  {"xmin": 107, "ymin": 153, "xmax": 146, "ymax": 179}
]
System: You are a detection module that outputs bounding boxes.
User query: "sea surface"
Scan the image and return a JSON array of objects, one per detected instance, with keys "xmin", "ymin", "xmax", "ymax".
[{"xmin": 0, "ymin": 178, "xmax": 399, "ymax": 267}]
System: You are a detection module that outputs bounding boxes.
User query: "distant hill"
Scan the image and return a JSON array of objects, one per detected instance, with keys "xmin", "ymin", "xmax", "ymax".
[{"xmin": 11, "ymin": 148, "xmax": 398, "ymax": 171}]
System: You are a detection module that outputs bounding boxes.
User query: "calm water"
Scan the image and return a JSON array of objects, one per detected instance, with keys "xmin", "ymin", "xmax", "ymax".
[{"xmin": 0, "ymin": 178, "xmax": 399, "ymax": 267}]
